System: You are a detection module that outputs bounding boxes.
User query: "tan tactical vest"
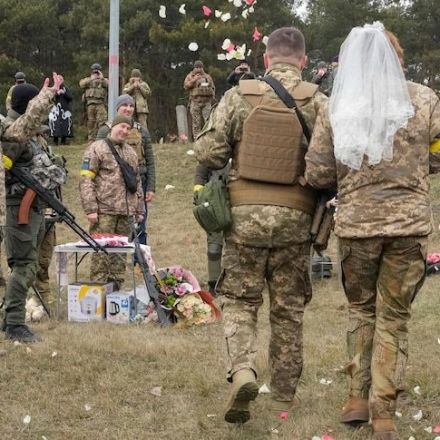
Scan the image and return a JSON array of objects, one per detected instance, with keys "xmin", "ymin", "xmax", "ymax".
[
  {"xmin": 229, "ymin": 79, "xmax": 318, "ymax": 215},
  {"xmin": 192, "ymin": 75, "xmax": 214, "ymax": 99},
  {"xmin": 85, "ymin": 80, "xmax": 106, "ymax": 100}
]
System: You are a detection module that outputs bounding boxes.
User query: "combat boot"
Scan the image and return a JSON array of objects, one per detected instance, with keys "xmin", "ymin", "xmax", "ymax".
[
  {"xmin": 224, "ymin": 369, "xmax": 259, "ymax": 424},
  {"xmin": 372, "ymin": 419, "xmax": 400, "ymax": 440},
  {"xmin": 5, "ymin": 325, "xmax": 42, "ymax": 343},
  {"xmin": 341, "ymin": 397, "xmax": 369, "ymax": 426}
]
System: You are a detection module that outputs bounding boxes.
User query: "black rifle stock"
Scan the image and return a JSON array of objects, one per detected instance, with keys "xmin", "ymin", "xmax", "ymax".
[
  {"xmin": 130, "ymin": 218, "xmax": 171, "ymax": 326},
  {"xmin": 310, "ymin": 192, "xmax": 336, "ymax": 254},
  {"xmin": 6, "ymin": 161, "xmax": 107, "ymax": 254}
]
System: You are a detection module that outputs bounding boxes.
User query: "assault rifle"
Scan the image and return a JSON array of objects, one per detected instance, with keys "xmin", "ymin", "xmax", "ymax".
[
  {"xmin": 4, "ymin": 156, "xmax": 107, "ymax": 254},
  {"xmin": 310, "ymin": 192, "xmax": 336, "ymax": 255},
  {"xmin": 130, "ymin": 217, "xmax": 172, "ymax": 326}
]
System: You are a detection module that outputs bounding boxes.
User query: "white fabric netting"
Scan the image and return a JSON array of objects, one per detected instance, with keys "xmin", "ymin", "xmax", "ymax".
[{"xmin": 329, "ymin": 22, "xmax": 414, "ymax": 170}]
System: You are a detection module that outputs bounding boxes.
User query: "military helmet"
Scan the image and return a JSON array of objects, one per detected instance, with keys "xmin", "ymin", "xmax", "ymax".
[
  {"xmin": 90, "ymin": 63, "xmax": 102, "ymax": 70},
  {"xmin": 15, "ymin": 71, "xmax": 26, "ymax": 81}
]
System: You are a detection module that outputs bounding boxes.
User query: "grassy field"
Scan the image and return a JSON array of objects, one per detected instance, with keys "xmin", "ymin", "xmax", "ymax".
[{"xmin": 0, "ymin": 142, "xmax": 439, "ymax": 440}]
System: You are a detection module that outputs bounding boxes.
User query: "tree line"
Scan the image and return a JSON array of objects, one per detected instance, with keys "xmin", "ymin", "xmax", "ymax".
[{"xmin": 0, "ymin": 0, "xmax": 438, "ymax": 140}]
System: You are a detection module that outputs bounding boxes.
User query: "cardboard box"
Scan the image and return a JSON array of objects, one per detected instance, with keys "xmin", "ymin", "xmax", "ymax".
[
  {"xmin": 106, "ymin": 292, "xmax": 136, "ymax": 324},
  {"xmin": 68, "ymin": 282, "xmax": 113, "ymax": 322}
]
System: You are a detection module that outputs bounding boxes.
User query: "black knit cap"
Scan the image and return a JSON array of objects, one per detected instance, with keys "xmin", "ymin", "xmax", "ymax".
[{"xmin": 11, "ymin": 83, "xmax": 39, "ymax": 115}]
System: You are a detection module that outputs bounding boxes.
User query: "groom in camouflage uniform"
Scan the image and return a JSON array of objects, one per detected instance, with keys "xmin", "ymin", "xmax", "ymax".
[{"xmin": 195, "ymin": 27, "xmax": 327, "ymax": 423}]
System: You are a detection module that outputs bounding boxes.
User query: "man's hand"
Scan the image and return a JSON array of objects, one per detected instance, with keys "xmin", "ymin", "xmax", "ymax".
[
  {"xmin": 42, "ymin": 73, "xmax": 64, "ymax": 94},
  {"xmin": 87, "ymin": 213, "xmax": 99, "ymax": 224},
  {"xmin": 145, "ymin": 191, "xmax": 155, "ymax": 203}
]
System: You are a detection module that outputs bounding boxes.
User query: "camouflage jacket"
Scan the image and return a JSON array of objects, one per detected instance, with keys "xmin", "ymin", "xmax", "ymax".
[
  {"xmin": 194, "ymin": 63, "xmax": 327, "ymax": 247},
  {"xmin": 305, "ymin": 81, "xmax": 440, "ymax": 238},
  {"xmin": 122, "ymin": 79, "xmax": 151, "ymax": 114},
  {"xmin": 79, "ymin": 76, "xmax": 108, "ymax": 105},
  {"xmin": 96, "ymin": 122, "xmax": 155, "ymax": 193},
  {"xmin": 0, "ymin": 89, "xmax": 55, "ymax": 224},
  {"xmin": 79, "ymin": 138, "xmax": 144, "ymax": 216},
  {"xmin": 184, "ymin": 70, "xmax": 215, "ymax": 102}
]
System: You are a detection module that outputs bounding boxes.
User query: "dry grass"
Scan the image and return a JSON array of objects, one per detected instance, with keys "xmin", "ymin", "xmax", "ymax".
[{"xmin": 0, "ymin": 142, "xmax": 439, "ymax": 440}]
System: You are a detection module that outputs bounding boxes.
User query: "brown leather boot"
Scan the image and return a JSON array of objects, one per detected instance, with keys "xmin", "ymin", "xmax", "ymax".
[
  {"xmin": 224, "ymin": 369, "xmax": 259, "ymax": 424},
  {"xmin": 340, "ymin": 397, "xmax": 369, "ymax": 426},
  {"xmin": 372, "ymin": 419, "xmax": 400, "ymax": 440}
]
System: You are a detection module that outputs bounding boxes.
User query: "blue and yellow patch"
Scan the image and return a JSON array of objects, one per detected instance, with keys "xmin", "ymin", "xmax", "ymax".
[{"xmin": 80, "ymin": 158, "xmax": 96, "ymax": 178}]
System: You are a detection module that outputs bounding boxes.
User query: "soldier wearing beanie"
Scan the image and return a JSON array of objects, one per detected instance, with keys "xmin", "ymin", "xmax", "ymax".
[
  {"xmin": 122, "ymin": 68, "xmax": 151, "ymax": 128},
  {"xmin": 5, "ymin": 71, "xmax": 27, "ymax": 112},
  {"xmin": 183, "ymin": 60, "xmax": 215, "ymax": 139},
  {"xmin": 79, "ymin": 63, "xmax": 109, "ymax": 141},
  {"xmin": 80, "ymin": 113, "xmax": 145, "ymax": 289},
  {"xmin": 1, "ymin": 73, "xmax": 64, "ymax": 343},
  {"xmin": 96, "ymin": 94, "xmax": 155, "ymax": 246}
]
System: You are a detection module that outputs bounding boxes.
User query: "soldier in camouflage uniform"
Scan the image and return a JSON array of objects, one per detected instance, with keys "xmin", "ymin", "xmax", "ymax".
[
  {"xmin": 79, "ymin": 63, "xmax": 108, "ymax": 142},
  {"xmin": 0, "ymin": 74, "xmax": 63, "ymax": 343},
  {"xmin": 311, "ymin": 61, "xmax": 332, "ymax": 96},
  {"xmin": 195, "ymin": 27, "xmax": 327, "ymax": 423},
  {"xmin": 184, "ymin": 60, "xmax": 215, "ymax": 139},
  {"xmin": 5, "ymin": 71, "xmax": 26, "ymax": 113},
  {"xmin": 122, "ymin": 69, "xmax": 151, "ymax": 129},
  {"xmin": 305, "ymin": 28, "xmax": 440, "ymax": 440},
  {"xmin": 80, "ymin": 115, "xmax": 145, "ymax": 289},
  {"xmin": 96, "ymin": 94, "xmax": 155, "ymax": 244}
]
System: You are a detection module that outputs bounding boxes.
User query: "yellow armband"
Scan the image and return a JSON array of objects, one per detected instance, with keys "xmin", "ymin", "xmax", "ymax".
[
  {"xmin": 2, "ymin": 155, "xmax": 13, "ymax": 171},
  {"xmin": 193, "ymin": 184, "xmax": 204, "ymax": 192},
  {"xmin": 429, "ymin": 139, "xmax": 440, "ymax": 153}
]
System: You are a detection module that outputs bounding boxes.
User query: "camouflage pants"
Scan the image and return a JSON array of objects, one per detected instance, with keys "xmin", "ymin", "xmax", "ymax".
[
  {"xmin": 190, "ymin": 100, "xmax": 211, "ymax": 139},
  {"xmin": 219, "ymin": 239, "xmax": 312, "ymax": 401},
  {"xmin": 3, "ymin": 206, "xmax": 44, "ymax": 325},
  {"xmin": 86, "ymin": 103, "xmax": 107, "ymax": 141},
  {"xmin": 89, "ymin": 214, "xmax": 129, "ymax": 287},
  {"xmin": 135, "ymin": 112, "xmax": 148, "ymax": 129},
  {"xmin": 34, "ymin": 221, "xmax": 56, "ymax": 303},
  {"xmin": 339, "ymin": 236, "xmax": 427, "ymax": 419},
  {"xmin": 207, "ymin": 231, "xmax": 223, "ymax": 284}
]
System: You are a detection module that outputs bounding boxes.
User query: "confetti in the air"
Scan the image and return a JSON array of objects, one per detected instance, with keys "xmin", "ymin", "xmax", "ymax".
[
  {"xmin": 188, "ymin": 42, "xmax": 199, "ymax": 51},
  {"xmin": 202, "ymin": 5, "xmax": 212, "ymax": 17},
  {"xmin": 159, "ymin": 5, "xmax": 166, "ymax": 18},
  {"xmin": 252, "ymin": 27, "xmax": 262, "ymax": 42},
  {"xmin": 262, "ymin": 35, "xmax": 269, "ymax": 45},
  {"xmin": 221, "ymin": 12, "xmax": 232, "ymax": 21},
  {"xmin": 179, "ymin": 4, "xmax": 186, "ymax": 14}
]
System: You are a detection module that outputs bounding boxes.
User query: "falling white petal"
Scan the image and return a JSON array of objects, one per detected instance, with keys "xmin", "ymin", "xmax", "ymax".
[
  {"xmin": 221, "ymin": 12, "xmax": 232, "ymax": 22},
  {"xmin": 178, "ymin": 4, "xmax": 186, "ymax": 14},
  {"xmin": 225, "ymin": 52, "xmax": 234, "ymax": 61},
  {"xmin": 23, "ymin": 415, "xmax": 31, "ymax": 425},
  {"xmin": 249, "ymin": 6, "xmax": 255, "ymax": 12},
  {"xmin": 188, "ymin": 42, "xmax": 199, "ymax": 52},
  {"xmin": 241, "ymin": 9, "xmax": 249, "ymax": 19},
  {"xmin": 215, "ymin": 10, "xmax": 222, "ymax": 17},
  {"xmin": 204, "ymin": 21, "xmax": 210, "ymax": 29},
  {"xmin": 233, "ymin": 0, "xmax": 242, "ymax": 6},
  {"xmin": 170, "ymin": 63, "xmax": 177, "ymax": 70},
  {"xmin": 413, "ymin": 409, "xmax": 423, "ymax": 421},
  {"xmin": 222, "ymin": 39, "xmax": 232, "ymax": 50},
  {"xmin": 262, "ymin": 36, "xmax": 269, "ymax": 46},
  {"xmin": 247, "ymin": 49, "xmax": 252, "ymax": 57},
  {"xmin": 217, "ymin": 54, "xmax": 227, "ymax": 61},
  {"xmin": 159, "ymin": 5, "xmax": 166, "ymax": 18}
]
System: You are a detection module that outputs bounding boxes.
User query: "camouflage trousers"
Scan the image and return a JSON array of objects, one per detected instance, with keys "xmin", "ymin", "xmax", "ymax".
[
  {"xmin": 89, "ymin": 214, "xmax": 129, "ymax": 287},
  {"xmin": 34, "ymin": 221, "xmax": 56, "ymax": 303},
  {"xmin": 219, "ymin": 239, "xmax": 312, "ymax": 401},
  {"xmin": 207, "ymin": 231, "xmax": 223, "ymax": 284},
  {"xmin": 190, "ymin": 100, "xmax": 212, "ymax": 139},
  {"xmin": 3, "ymin": 206, "xmax": 44, "ymax": 325},
  {"xmin": 86, "ymin": 103, "xmax": 107, "ymax": 141},
  {"xmin": 339, "ymin": 236, "xmax": 427, "ymax": 419}
]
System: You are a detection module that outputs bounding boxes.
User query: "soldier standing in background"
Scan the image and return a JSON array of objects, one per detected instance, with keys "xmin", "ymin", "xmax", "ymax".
[
  {"xmin": 79, "ymin": 63, "xmax": 108, "ymax": 142},
  {"xmin": 184, "ymin": 60, "xmax": 215, "ymax": 139},
  {"xmin": 1, "ymin": 74, "xmax": 63, "ymax": 343},
  {"xmin": 122, "ymin": 69, "xmax": 151, "ymax": 129},
  {"xmin": 311, "ymin": 61, "xmax": 332, "ymax": 96},
  {"xmin": 5, "ymin": 71, "xmax": 26, "ymax": 112},
  {"xmin": 195, "ymin": 27, "xmax": 327, "ymax": 423},
  {"xmin": 80, "ymin": 115, "xmax": 145, "ymax": 290},
  {"xmin": 97, "ymin": 94, "xmax": 155, "ymax": 244},
  {"xmin": 305, "ymin": 25, "xmax": 440, "ymax": 440}
]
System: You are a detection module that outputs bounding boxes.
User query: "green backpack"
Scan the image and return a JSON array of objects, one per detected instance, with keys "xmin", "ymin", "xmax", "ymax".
[{"xmin": 193, "ymin": 175, "xmax": 232, "ymax": 233}]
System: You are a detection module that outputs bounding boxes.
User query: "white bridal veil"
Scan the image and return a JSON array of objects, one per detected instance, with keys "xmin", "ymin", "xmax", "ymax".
[{"xmin": 329, "ymin": 22, "xmax": 414, "ymax": 170}]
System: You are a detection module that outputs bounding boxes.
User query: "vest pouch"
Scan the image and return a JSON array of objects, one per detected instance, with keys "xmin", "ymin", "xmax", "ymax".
[
  {"xmin": 238, "ymin": 105, "xmax": 304, "ymax": 184},
  {"xmin": 193, "ymin": 77, "xmax": 214, "ymax": 98},
  {"xmin": 193, "ymin": 176, "xmax": 232, "ymax": 233}
]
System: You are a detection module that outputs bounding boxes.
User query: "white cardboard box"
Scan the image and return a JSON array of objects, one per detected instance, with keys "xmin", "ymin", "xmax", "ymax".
[
  {"xmin": 68, "ymin": 283, "xmax": 113, "ymax": 322},
  {"xmin": 106, "ymin": 292, "xmax": 136, "ymax": 324}
]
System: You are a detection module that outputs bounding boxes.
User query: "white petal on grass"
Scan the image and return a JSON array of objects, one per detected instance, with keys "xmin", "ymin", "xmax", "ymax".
[
  {"xmin": 413, "ymin": 385, "xmax": 421, "ymax": 395},
  {"xmin": 0, "ymin": 349, "xmax": 7, "ymax": 356},
  {"xmin": 221, "ymin": 12, "xmax": 231, "ymax": 21},
  {"xmin": 319, "ymin": 378, "xmax": 333, "ymax": 385},
  {"xmin": 186, "ymin": 149, "xmax": 194, "ymax": 155},
  {"xmin": 84, "ymin": 404, "xmax": 92, "ymax": 412},
  {"xmin": 311, "ymin": 437, "xmax": 321, "ymax": 440},
  {"xmin": 23, "ymin": 415, "xmax": 31, "ymax": 425},
  {"xmin": 413, "ymin": 409, "xmax": 423, "ymax": 421},
  {"xmin": 395, "ymin": 411, "xmax": 402, "ymax": 418},
  {"xmin": 178, "ymin": 4, "xmax": 186, "ymax": 14},
  {"xmin": 150, "ymin": 386, "xmax": 162, "ymax": 397},
  {"xmin": 437, "ymin": 337, "xmax": 440, "ymax": 345},
  {"xmin": 51, "ymin": 351, "xmax": 58, "ymax": 358},
  {"xmin": 26, "ymin": 347, "xmax": 32, "ymax": 354},
  {"xmin": 188, "ymin": 42, "xmax": 199, "ymax": 52},
  {"xmin": 271, "ymin": 428, "xmax": 280, "ymax": 434},
  {"xmin": 408, "ymin": 437, "xmax": 415, "ymax": 440},
  {"xmin": 159, "ymin": 5, "xmax": 166, "ymax": 18},
  {"xmin": 42, "ymin": 436, "xmax": 49, "ymax": 440},
  {"xmin": 425, "ymin": 426, "xmax": 433, "ymax": 433},
  {"xmin": 206, "ymin": 414, "xmax": 216, "ymax": 418},
  {"xmin": 259, "ymin": 383, "xmax": 271, "ymax": 394},
  {"xmin": 434, "ymin": 437, "xmax": 440, "ymax": 440},
  {"xmin": 14, "ymin": 340, "xmax": 21, "ymax": 346},
  {"xmin": 164, "ymin": 184, "xmax": 175, "ymax": 190}
]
